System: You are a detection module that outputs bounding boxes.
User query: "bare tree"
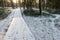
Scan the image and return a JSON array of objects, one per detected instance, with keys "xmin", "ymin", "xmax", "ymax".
[
  {"xmin": 39, "ymin": 0, "xmax": 42, "ymax": 15},
  {"xmin": 19, "ymin": 0, "xmax": 23, "ymax": 15},
  {"xmin": 10, "ymin": 0, "xmax": 14, "ymax": 8},
  {"xmin": 2, "ymin": 0, "xmax": 5, "ymax": 7}
]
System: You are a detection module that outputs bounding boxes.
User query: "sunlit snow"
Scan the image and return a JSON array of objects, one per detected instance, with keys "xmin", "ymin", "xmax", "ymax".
[{"xmin": 0, "ymin": 8, "xmax": 60, "ymax": 40}]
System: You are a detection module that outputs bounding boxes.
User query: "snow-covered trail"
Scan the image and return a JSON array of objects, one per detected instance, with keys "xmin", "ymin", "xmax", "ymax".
[{"xmin": 4, "ymin": 8, "xmax": 35, "ymax": 40}]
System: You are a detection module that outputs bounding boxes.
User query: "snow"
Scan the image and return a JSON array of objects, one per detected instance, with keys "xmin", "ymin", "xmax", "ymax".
[
  {"xmin": 0, "ymin": 7, "xmax": 60, "ymax": 40},
  {"xmin": 0, "ymin": 32, "xmax": 5, "ymax": 40},
  {"xmin": 23, "ymin": 14, "xmax": 60, "ymax": 40},
  {"xmin": 4, "ymin": 8, "xmax": 35, "ymax": 40},
  {"xmin": 0, "ymin": 9, "xmax": 14, "ymax": 33},
  {"xmin": 0, "ymin": 9, "xmax": 14, "ymax": 40}
]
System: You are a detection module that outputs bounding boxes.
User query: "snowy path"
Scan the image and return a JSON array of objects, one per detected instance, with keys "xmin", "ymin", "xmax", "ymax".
[{"xmin": 4, "ymin": 8, "xmax": 35, "ymax": 40}]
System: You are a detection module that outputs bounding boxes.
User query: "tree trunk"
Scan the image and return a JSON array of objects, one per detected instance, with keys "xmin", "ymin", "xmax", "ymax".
[
  {"xmin": 39, "ymin": 0, "xmax": 42, "ymax": 15},
  {"xmin": 10, "ymin": 0, "xmax": 14, "ymax": 9},
  {"xmin": 3, "ymin": 0, "xmax": 5, "ymax": 7}
]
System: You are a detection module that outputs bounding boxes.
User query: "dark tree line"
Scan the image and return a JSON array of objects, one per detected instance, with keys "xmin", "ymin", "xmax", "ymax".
[
  {"xmin": 0, "ymin": 0, "xmax": 60, "ymax": 9},
  {"xmin": 0, "ymin": 0, "xmax": 60, "ymax": 15},
  {"xmin": 43, "ymin": 0, "xmax": 60, "ymax": 9}
]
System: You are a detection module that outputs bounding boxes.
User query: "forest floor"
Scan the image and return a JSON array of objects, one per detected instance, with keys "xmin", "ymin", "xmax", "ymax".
[{"xmin": 0, "ymin": 8, "xmax": 60, "ymax": 40}]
